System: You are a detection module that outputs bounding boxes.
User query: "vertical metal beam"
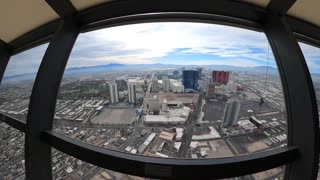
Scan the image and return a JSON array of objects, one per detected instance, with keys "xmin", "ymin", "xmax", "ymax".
[
  {"xmin": 0, "ymin": 40, "xmax": 10, "ymax": 84},
  {"xmin": 267, "ymin": 0, "xmax": 296, "ymax": 15},
  {"xmin": 263, "ymin": 14, "xmax": 319, "ymax": 180},
  {"xmin": 25, "ymin": 19, "xmax": 79, "ymax": 179},
  {"xmin": 45, "ymin": 0, "xmax": 76, "ymax": 18}
]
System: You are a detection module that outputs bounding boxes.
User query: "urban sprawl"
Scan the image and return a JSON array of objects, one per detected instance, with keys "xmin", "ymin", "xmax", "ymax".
[{"xmin": 1, "ymin": 67, "xmax": 299, "ymax": 180}]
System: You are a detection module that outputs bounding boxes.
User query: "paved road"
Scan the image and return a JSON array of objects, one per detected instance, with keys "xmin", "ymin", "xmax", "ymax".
[
  {"xmin": 80, "ymin": 166, "xmax": 100, "ymax": 180},
  {"xmin": 178, "ymin": 91, "xmax": 203, "ymax": 158}
]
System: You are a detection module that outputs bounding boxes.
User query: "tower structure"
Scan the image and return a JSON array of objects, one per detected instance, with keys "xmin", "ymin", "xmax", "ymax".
[
  {"xmin": 128, "ymin": 82, "xmax": 137, "ymax": 104},
  {"xmin": 151, "ymin": 76, "xmax": 159, "ymax": 92},
  {"xmin": 222, "ymin": 99, "xmax": 240, "ymax": 127},
  {"xmin": 109, "ymin": 82, "xmax": 119, "ymax": 103},
  {"xmin": 182, "ymin": 70, "xmax": 199, "ymax": 91},
  {"xmin": 162, "ymin": 77, "xmax": 170, "ymax": 92},
  {"xmin": 212, "ymin": 70, "xmax": 230, "ymax": 84}
]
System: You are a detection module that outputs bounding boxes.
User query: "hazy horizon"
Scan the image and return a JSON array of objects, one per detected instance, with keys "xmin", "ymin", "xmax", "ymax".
[{"xmin": 2, "ymin": 22, "xmax": 320, "ymax": 77}]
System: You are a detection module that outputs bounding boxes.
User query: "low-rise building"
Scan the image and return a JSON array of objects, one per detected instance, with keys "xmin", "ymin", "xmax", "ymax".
[
  {"xmin": 192, "ymin": 126, "xmax": 221, "ymax": 140},
  {"xmin": 159, "ymin": 131, "xmax": 175, "ymax": 141}
]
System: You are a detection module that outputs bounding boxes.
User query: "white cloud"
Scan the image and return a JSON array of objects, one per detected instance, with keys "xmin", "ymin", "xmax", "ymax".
[
  {"xmin": 67, "ymin": 22, "xmax": 273, "ymax": 68},
  {"xmin": 173, "ymin": 58, "xmax": 260, "ymax": 67},
  {"xmin": 7, "ymin": 23, "xmax": 320, "ymax": 77}
]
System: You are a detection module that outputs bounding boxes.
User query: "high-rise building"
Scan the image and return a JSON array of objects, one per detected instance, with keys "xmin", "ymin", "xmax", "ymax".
[
  {"xmin": 226, "ymin": 82, "xmax": 237, "ymax": 93},
  {"xmin": 182, "ymin": 70, "xmax": 199, "ymax": 91},
  {"xmin": 206, "ymin": 84, "xmax": 215, "ymax": 98},
  {"xmin": 151, "ymin": 76, "xmax": 159, "ymax": 92},
  {"xmin": 222, "ymin": 99, "xmax": 240, "ymax": 127},
  {"xmin": 109, "ymin": 82, "xmax": 119, "ymax": 104},
  {"xmin": 212, "ymin": 71, "xmax": 230, "ymax": 85},
  {"xmin": 170, "ymin": 79, "xmax": 184, "ymax": 93},
  {"xmin": 205, "ymin": 75, "xmax": 212, "ymax": 87},
  {"xmin": 128, "ymin": 83, "xmax": 137, "ymax": 104},
  {"xmin": 196, "ymin": 67, "xmax": 203, "ymax": 79},
  {"xmin": 162, "ymin": 77, "xmax": 170, "ymax": 92}
]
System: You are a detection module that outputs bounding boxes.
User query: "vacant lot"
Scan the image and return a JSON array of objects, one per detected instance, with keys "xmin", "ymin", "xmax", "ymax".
[{"xmin": 92, "ymin": 108, "xmax": 136, "ymax": 125}]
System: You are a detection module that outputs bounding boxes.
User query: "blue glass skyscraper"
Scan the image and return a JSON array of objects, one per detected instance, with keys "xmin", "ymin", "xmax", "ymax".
[{"xmin": 182, "ymin": 70, "xmax": 199, "ymax": 91}]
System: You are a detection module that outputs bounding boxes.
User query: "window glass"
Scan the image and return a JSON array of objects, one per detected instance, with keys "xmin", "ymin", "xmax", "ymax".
[
  {"xmin": 298, "ymin": 42, "xmax": 320, "ymax": 179},
  {"xmin": 54, "ymin": 22, "xmax": 287, "ymax": 159},
  {"xmin": 299, "ymin": 42, "xmax": 320, "ymax": 107},
  {"xmin": 0, "ymin": 44, "xmax": 48, "ymax": 179},
  {"xmin": 52, "ymin": 148, "xmax": 285, "ymax": 180},
  {"xmin": 52, "ymin": 148, "xmax": 146, "ymax": 180},
  {"xmin": 0, "ymin": 44, "xmax": 48, "ymax": 121}
]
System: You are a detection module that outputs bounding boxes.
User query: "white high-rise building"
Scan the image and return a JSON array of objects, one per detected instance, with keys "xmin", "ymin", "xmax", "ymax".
[
  {"xmin": 151, "ymin": 77, "xmax": 159, "ymax": 92},
  {"xmin": 222, "ymin": 99, "xmax": 240, "ymax": 127},
  {"xmin": 170, "ymin": 79, "xmax": 184, "ymax": 93},
  {"xmin": 226, "ymin": 81, "xmax": 237, "ymax": 93},
  {"xmin": 205, "ymin": 75, "xmax": 212, "ymax": 87},
  {"xmin": 128, "ymin": 83, "xmax": 137, "ymax": 104},
  {"xmin": 162, "ymin": 77, "xmax": 170, "ymax": 92},
  {"xmin": 109, "ymin": 82, "xmax": 119, "ymax": 104}
]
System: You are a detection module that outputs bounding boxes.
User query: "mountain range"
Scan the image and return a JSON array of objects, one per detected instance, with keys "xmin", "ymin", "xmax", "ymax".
[{"xmin": 3, "ymin": 63, "xmax": 318, "ymax": 82}]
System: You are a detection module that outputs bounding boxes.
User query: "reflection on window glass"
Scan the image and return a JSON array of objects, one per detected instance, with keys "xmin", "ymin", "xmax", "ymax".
[
  {"xmin": 54, "ymin": 22, "xmax": 287, "ymax": 165},
  {"xmin": 299, "ymin": 42, "xmax": 320, "ymax": 108},
  {"xmin": 298, "ymin": 42, "xmax": 320, "ymax": 179},
  {"xmin": 248, "ymin": 166, "xmax": 285, "ymax": 180},
  {"xmin": 52, "ymin": 148, "xmax": 146, "ymax": 180},
  {"xmin": 53, "ymin": 148, "xmax": 284, "ymax": 180},
  {"xmin": 0, "ymin": 44, "xmax": 48, "ymax": 121}
]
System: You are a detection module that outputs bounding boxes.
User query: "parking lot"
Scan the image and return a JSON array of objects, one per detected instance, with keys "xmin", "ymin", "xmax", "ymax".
[{"xmin": 92, "ymin": 108, "xmax": 136, "ymax": 125}]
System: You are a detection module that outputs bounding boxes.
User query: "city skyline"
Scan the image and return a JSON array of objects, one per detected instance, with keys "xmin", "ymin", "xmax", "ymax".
[{"xmin": 2, "ymin": 22, "xmax": 320, "ymax": 77}]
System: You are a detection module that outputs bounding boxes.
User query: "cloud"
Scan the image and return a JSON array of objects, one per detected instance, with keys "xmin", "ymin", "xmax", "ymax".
[
  {"xmin": 66, "ymin": 22, "xmax": 275, "ymax": 68},
  {"xmin": 4, "ymin": 23, "xmax": 320, "ymax": 77},
  {"xmin": 172, "ymin": 58, "xmax": 260, "ymax": 67}
]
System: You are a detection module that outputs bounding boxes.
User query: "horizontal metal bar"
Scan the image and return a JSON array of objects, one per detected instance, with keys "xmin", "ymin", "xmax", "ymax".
[
  {"xmin": 42, "ymin": 130, "xmax": 299, "ymax": 179},
  {"xmin": 8, "ymin": 19, "xmax": 60, "ymax": 55},
  {"xmin": 6, "ymin": 0, "xmax": 320, "ymax": 55},
  {"xmin": 81, "ymin": 12, "xmax": 262, "ymax": 34},
  {"xmin": 287, "ymin": 16, "xmax": 320, "ymax": 48},
  {"xmin": 77, "ymin": 0, "xmax": 265, "ymax": 28},
  {"xmin": 0, "ymin": 113, "xmax": 26, "ymax": 132},
  {"xmin": 267, "ymin": 0, "xmax": 296, "ymax": 15},
  {"xmin": 294, "ymin": 32, "xmax": 320, "ymax": 49}
]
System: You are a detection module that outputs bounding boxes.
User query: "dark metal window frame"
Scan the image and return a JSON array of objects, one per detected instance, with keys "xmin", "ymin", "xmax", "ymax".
[{"xmin": 0, "ymin": 0, "xmax": 319, "ymax": 179}]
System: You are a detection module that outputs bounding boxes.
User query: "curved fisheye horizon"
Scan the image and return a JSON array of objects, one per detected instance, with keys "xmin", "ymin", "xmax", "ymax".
[
  {"xmin": 49, "ymin": 21, "xmax": 288, "ymax": 163},
  {"xmin": 3, "ymin": 23, "xmax": 320, "ymax": 80},
  {"xmin": 1, "ymin": 1, "xmax": 320, "ymax": 180},
  {"xmin": 4, "ymin": 22, "xmax": 279, "ymax": 78}
]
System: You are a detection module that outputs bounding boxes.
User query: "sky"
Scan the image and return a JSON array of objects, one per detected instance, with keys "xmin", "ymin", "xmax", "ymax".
[{"xmin": 3, "ymin": 22, "xmax": 320, "ymax": 77}]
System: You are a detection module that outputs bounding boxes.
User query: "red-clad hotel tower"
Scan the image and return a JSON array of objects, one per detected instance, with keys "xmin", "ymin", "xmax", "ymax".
[{"xmin": 212, "ymin": 70, "xmax": 230, "ymax": 84}]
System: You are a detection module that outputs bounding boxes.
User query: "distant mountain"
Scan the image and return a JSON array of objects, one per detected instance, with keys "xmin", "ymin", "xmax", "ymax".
[
  {"xmin": 64, "ymin": 63, "xmax": 279, "ymax": 74},
  {"xmin": 3, "ymin": 72, "xmax": 36, "ymax": 81},
  {"xmin": 3, "ymin": 63, "xmax": 318, "ymax": 82}
]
